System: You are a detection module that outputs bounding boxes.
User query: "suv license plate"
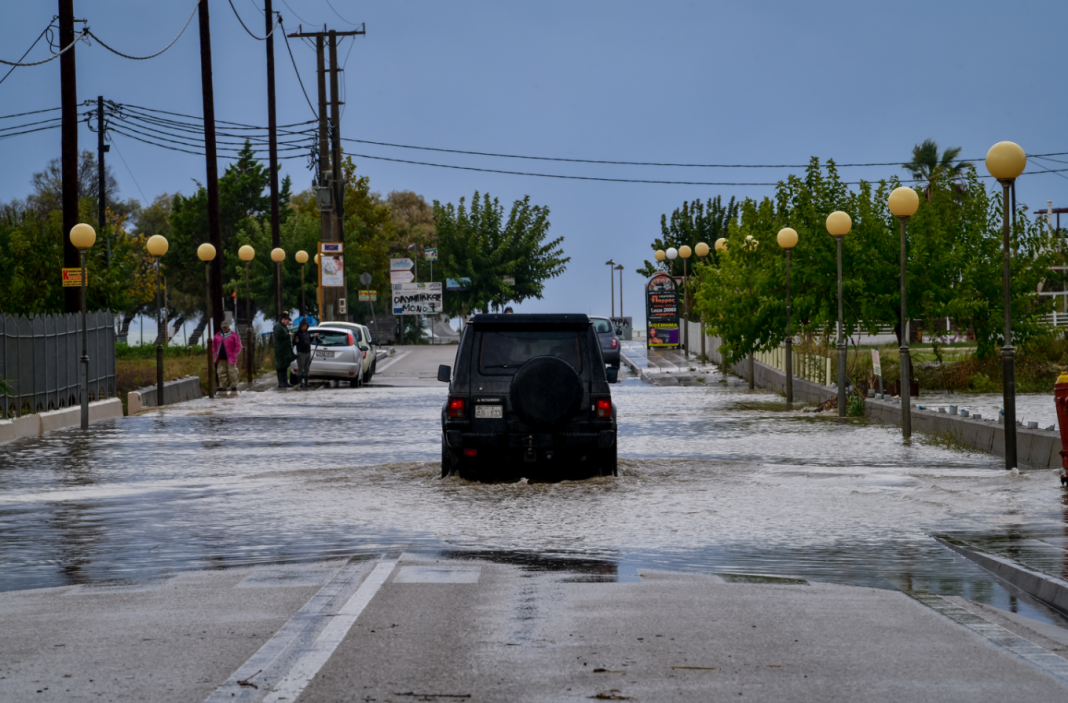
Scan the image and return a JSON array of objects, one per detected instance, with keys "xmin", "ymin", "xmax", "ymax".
[
  {"xmin": 475, "ymin": 405, "xmax": 503, "ymax": 419},
  {"xmin": 314, "ymin": 350, "xmax": 335, "ymax": 358}
]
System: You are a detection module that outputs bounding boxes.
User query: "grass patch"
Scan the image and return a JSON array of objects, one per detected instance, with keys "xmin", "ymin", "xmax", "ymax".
[{"xmin": 917, "ymin": 428, "xmax": 980, "ymax": 454}]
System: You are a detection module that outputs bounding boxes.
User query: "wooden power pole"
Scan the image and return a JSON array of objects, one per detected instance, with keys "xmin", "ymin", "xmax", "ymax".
[
  {"xmin": 288, "ymin": 24, "xmax": 364, "ymax": 322},
  {"xmin": 197, "ymin": 0, "xmax": 224, "ymax": 332},
  {"xmin": 265, "ymin": 0, "xmax": 282, "ymax": 321},
  {"xmin": 59, "ymin": 0, "xmax": 81, "ymax": 314}
]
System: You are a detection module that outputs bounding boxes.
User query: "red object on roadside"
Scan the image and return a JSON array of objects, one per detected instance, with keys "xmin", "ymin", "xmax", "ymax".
[{"xmin": 1054, "ymin": 371, "xmax": 1068, "ymax": 485}]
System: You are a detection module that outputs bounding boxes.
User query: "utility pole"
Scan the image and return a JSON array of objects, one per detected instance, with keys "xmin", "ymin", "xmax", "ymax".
[
  {"xmin": 197, "ymin": 0, "xmax": 224, "ymax": 332},
  {"xmin": 265, "ymin": 0, "xmax": 282, "ymax": 321},
  {"xmin": 97, "ymin": 96, "xmax": 110, "ymax": 264},
  {"xmin": 289, "ymin": 23, "xmax": 364, "ymax": 323},
  {"xmin": 60, "ymin": 0, "xmax": 80, "ymax": 314}
]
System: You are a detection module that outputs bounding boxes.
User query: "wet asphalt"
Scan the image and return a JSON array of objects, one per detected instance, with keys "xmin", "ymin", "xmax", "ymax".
[{"xmin": 2, "ymin": 344, "xmax": 1068, "ymax": 700}]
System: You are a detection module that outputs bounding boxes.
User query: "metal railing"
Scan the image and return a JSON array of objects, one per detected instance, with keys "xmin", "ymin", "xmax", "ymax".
[{"xmin": 0, "ymin": 311, "xmax": 116, "ymax": 419}]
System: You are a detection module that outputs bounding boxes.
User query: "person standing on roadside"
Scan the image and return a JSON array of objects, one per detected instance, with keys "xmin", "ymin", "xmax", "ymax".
[
  {"xmin": 273, "ymin": 313, "xmax": 296, "ymax": 389},
  {"xmin": 213, "ymin": 314, "xmax": 244, "ymax": 393},
  {"xmin": 292, "ymin": 319, "xmax": 314, "ymax": 389}
]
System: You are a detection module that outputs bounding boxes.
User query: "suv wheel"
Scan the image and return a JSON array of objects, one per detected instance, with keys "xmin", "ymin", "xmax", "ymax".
[
  {"xmin": 363, "ymin": 357, "xmax": 376, "ymax": 383},
  {"xmin": 441, "ymin": 436, "xmax": 454, "ymax": 478},
  {"xmin": 601, "ymin": 443, "xmax": 617, "ymax": 477}
]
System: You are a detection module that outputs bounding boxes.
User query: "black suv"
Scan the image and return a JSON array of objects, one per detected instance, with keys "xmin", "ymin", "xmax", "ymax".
[{"xmin": 438, "ymin": 314, "xmax": 618, "ymax": 481}]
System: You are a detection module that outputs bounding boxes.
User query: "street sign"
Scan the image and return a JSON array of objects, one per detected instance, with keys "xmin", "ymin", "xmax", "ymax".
[
  {"xmin": 392, "ymin": 282, "xmax": 443, "ymax": 315},
  {"xmin": 322, "ymin": 242, "xmax": 343, "ymax": 254},
  {"xmin": 425, "ymin": 248, "xmax": 438, "ymax": 261},
  {"xmin": 61, "ymin": 268, "xmax": 83, "ymax": 287},
  {"xmin": 871, "ymin": 349, "xmax": 882, "ymax": 378},
  {"xmin": 390, "ymin": 269, "xmax": 415, "ymax": 284},
  {"xmin": 359, "ymin": 272, "xmax": 372, "ymax": 286},
  {"xmin": 446, "ymin": 277, "xmax": 470, "ymax": 291},
  {"xmin": 390, "ymin": 257, "xmax": 414, "ymax": 271},
  {"xmin": 358, "ymin": 290, "xmax": 377, "ymax": 301}
]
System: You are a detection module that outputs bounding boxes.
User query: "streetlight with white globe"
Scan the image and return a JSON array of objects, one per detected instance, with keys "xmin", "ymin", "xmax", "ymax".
[
  {"xmin": 826, "ymin": 211, "xmax": 852, "ymax": 418},
  {"xmin": 986, "ymin": 140, "xmax": 1027, "ymax": 470},
  {"xmin": 70, "ymin": 223, "xmax": 95, "ymax": 429},
  {"xmin": 238, "ymin": 245, "xmax": 256, "ymax": 383},
  {"xmin": 777, "ymin": 227, "xmax": 798, "ymax": 407},
  {"xmin": 271, "ymin": 248, "xmax": 286, "ymax": 321},
  {"xmin": 296, "ymin": 250, "xmax": 309, "ymax": 319},
  {"xmin": 146, "ymin": 234, "xmax": 169, "ymax": 406},
  {"xmin": 888, "ymin": 187, "xmax": 920, "ymax": 439},
  {"xmin": 679, "ymin": 245, "xmax": 692, "ymax": 357}
]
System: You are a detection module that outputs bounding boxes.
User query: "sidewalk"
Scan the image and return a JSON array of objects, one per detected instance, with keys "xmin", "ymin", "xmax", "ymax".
[{"xmin": 621, "ymin": 340, "xmax": 724, "ymax": 386}]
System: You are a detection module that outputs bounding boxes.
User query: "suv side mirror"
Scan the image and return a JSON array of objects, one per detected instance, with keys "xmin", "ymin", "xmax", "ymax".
[
  {"xmin": 437, "ymin": 365, "xmax": 452, "ymax": 383},
  {"xmin": 606, "ymin": 366, "xmax": 619, "ymax": 384}
]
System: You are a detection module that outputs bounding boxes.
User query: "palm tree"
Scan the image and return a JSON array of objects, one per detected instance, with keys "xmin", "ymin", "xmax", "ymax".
[{"xmin": 903, "ymin": 139, "xmax": 971, "ymax": 198}]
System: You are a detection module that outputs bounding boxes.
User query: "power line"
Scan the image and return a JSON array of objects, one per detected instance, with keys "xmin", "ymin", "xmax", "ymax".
[
  {"xmin": 343, "ymin": 150, "xmax": 1068, "ymax": 187},
  {"xmin": 0, "ymin": 28, "xmax": 85, "ymax": 66},
  {"xmin": 0, "ymin": 106, "xmax": 61, "ymax": 120},
  {"xmin": 281, "ymin": 22, "xmax": 318, "ymax": 118},
  {"xmin": 0, "ymin": 123, "xmax": 61, "ymax": 141},
  {"xmin": 226, "ymin": 0, "xmax": 281, "ymax": 40},
  {"xmin": 110, "ymin": 137, "xmax": 148, "ymax": 203},
  {"xmin": 0, "ymin": 116, "xmax": 63, "ymax": 132},
  {"xmin": 0, "ymin": 22, "xmax": 53, "ymax": 86},
  {"xmin": 118, "ymin": 102, "xmax": 315, "ymax": 131},
  {"xmin": 323, "ymin": 0, "xmax": 360, "ymax": 26},
  {"xmin": 279, "ymin": 0, "xmax": 312, "ymax": 25},
  {"xmin": 87, "ymin": 2, "xmax": 198, "ymax": 61}
]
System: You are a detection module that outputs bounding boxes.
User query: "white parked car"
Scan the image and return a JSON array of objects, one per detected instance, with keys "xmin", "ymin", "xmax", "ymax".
[
  {"xmin": 307, "ymin": 321, "xmax": 378, "ymax": 383},
  {"xmin": 290, "ymin": 326, "xmax": 365, "ymax": 387}
]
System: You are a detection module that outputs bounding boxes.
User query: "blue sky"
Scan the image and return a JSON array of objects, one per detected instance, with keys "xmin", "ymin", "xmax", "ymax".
[{"xmin": 2, "ymin": 0, "xmax": 1065, "ymax": 327}]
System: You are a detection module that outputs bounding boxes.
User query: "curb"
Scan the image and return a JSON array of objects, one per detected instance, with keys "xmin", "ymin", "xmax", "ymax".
[
  {"xmin": 620, "ymin": 353, "xmax": 652, "ymax": 384},
  {"xmin": 936, "ymin": 537, "xmax": 1068, "ymax": 613}
]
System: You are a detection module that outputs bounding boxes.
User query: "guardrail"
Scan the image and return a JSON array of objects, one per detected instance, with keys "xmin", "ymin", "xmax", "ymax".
[{"xmin": 0, "ymin": 311, "xmax": 116, "ymax": 419}]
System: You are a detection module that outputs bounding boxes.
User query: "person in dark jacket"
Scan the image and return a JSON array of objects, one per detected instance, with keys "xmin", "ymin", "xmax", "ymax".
[
  {"xmin": 292, "ymin": 319, "xmax": 313, "ymax": 389},
  {"xmin": 273, "ymin": 313, "xmax": 296, "ymax": 388}
]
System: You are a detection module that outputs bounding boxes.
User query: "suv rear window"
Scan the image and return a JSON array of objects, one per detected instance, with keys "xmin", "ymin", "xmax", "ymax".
[
  {"xmin": 592, "ymin": 319, "xmax": 612, "ymax": 334},
  {"xmin": 479, "ymin": 330, "xmax": 583, "ymax": 374}
]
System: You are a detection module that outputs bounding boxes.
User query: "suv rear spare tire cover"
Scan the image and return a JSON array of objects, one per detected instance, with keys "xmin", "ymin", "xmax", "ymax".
[{"xmin": 510, "ymin": 356, "xmax": 584, "ymax": 428}]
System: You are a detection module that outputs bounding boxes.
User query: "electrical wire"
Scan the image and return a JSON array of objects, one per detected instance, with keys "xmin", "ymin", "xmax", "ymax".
[
  {"xmin": 0, "ymin": 106, "xmax": 61, "ymax": 120},
  {"xmin": 0, "ymin": 116, "xmax": 63, "ymax": 132},
  {"xmin": 0, "ymin": 23, "xmax": 53, "ymax": 85},
  {"xmin": 226, "ymin": 0, "xmax": 281, "ymax": 40},
  {"xmin": 87, "ymin": 2, "xmax": 198, "ymax": 61},
  {"xmin": 341, "ymin": 151, "xmax": 1068, "ymax": 187},
  {"xmin": 339, "ymin": 34, "xmax": 355, "ymax": 119},
  {"xmin": 281, "ymin": 21, "xmax": 319, "ymax": 118},
  {"xmin": 1026, "ymin": 157, "xmax": 1068, "ymax": 182},
  {"xmin": 0, "ymin": 123, "xmax": 61, "ymax": 141},
  {"xmin": 110, "ymin": 137, "xmax": 148, "ymax": 203},
  {"xmin": 0, "ymin": 29, "xmax": 85, "ymax": 66},
  {"xmin": 118, "ymin": 102, "xmax": 315, "ymax": 131},
  {"xmin": 111, "ymin": 127, "xmax": 311, "ymax": 160},
  {"xmin": 114, "ymin": 109, "xmax": 314, "ymax": 145},
  {"xmin": 280, "ymin": 0, "xmax": 312, "ymax": 25},
  {"xmin": 323, "ymin": 0, "xmax": 360, "ymax": 26}
]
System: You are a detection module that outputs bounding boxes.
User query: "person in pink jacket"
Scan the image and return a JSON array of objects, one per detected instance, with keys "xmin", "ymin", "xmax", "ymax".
[{"xmin": 213, "ymin": 315, "xmax": 244, "ymax": 392}]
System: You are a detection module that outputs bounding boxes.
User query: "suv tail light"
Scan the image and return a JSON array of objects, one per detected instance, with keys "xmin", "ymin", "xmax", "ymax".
[
  {"xmin": 448, "ymin": 397, "xmax": 466, "ymax": 419},
  {"xmin": 347, "ymin": 333, "xmax": 354, "ymax": 346},
  {"xmin": 595, "ymin": 398, "xmax": 612, "ymax": 418},
  {"xmin": 611, "ymin": 338, "xmax": 618, "ymax": 349}
]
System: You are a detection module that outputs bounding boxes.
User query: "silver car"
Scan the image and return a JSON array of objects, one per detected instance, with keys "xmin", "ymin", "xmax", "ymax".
[
  {"xmin": 591, "ymin": 316, "xmax": 620, "ymax": 368},
  {"xmin": 290, "ymin": 326, "xmax": 364, "ymax": 387},
  {"xmin": 306, "ymin": 321, "xmax": 378, "ymax": 382}
]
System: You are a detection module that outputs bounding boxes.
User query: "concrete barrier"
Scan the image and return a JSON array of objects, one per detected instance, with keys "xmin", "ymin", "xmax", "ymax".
[
  {"xmin": 131, "ymin": 376, "xmax": 203, "ymax": 412},
  {"xmin": 938, "ymin": 538, "xmax": 1068, "ymax": 612},
  {"xmin": 865, "ymin": 396, "xmax": 1062, "ymax": 470},
  {"xmin": 0, "ymin": 398, "xmax": 124, "ymax": 444}
]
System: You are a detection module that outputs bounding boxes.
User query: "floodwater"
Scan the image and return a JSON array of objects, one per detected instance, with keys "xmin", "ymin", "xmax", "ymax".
[
  {"xmin": 918, "ymin": 391, "xmax": 1060, "ymax": 430},
  {"xmin": 2, "ymin": 374, "xmax": 1067, "ymax": 626}
]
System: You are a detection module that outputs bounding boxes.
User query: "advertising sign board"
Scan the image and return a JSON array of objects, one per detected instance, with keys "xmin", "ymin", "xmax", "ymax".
[
  {"xmin": 392, "ymin": 282, "xmax": 443, "ymax": 315},
  {"xmin": 390, "ymin": 257, "xmax": 414, "ymax": 271},
  {"xmin": 610, "ymin": 317, "xmax": 633, "ymax": 341},
  {"xmin": 320, "ymin": 255, "xmax": 344, "ymax": 287},
  {"xmin": 61, "ymin": 268, "xmax": 83, "ymax": 287},
  {"xmin": 645, "ymin": 273, "xmax": 679, "ymax": 348},
  {"xmin": 358, "ymin": 290, "xmax": 378, "ymax": 302},
  {"xmin": 322, "ymin": 243, "xmax": 343, "ymax": 254},
  {"xmin": 425, "ymin": 248, "xmax": 438, "ymax": 261},
  {"xmin": 389, "ymin": 269, "xmax": 415, "ymax": 284}
]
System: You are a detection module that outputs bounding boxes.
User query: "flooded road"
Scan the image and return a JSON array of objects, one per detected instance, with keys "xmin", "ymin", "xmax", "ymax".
[{"xmin": 2, "ymin": 367, "xmax": 1068, "ymax": 626}]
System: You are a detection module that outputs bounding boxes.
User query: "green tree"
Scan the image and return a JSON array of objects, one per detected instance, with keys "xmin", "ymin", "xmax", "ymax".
[
  {"xmin": 903, "ymin": 139, "xmax": 970, "ymax": 196},
  {"xmin": 435, "ymin": 192, "xmax": 567, "ymax": 316},
  {"xmin": 639, "ymin": 196, "xmax": 738, "ymax": 278}
]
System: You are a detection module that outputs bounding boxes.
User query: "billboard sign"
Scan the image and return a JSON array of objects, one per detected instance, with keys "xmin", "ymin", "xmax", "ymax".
[
  {"xmin": 646, "ymin": 273, "xmax": 679, "ymax": 348},
  {"xmin": 321, "ymin": 255, "xmax": 344, "ymax": 287},
  {"xmin": 390, "ymin": 257, "xmax": 414, "ymax": 271},
  {"xmin": 392, "ymin": 282, "xmax": 443, "ymax": 315}
]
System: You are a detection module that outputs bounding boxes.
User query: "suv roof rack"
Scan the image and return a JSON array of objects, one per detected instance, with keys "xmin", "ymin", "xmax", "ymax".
[{"xmin": 470, "ymin": 313, "xmax": 591, "ymax": 327}]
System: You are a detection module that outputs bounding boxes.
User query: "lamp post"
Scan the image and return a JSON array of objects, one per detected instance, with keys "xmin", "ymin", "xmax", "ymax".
[
  {"xmin": 146, "ymin": 235, "xmax": 169, "ymax": 408},
  {"xmin": 694, "ymin": 242, "xmax": 709, "ymax": 361},
  {"xmin": 679, "ymin": 246, "xmax": 693, "ymax": 358},
  {"xmin": 654, "ymin": 249, "xmax": 666, "ymax": 269},
  {"xmin": 296, "ymin": 250, "xmax": 309, "ymax": 319},
  {"xmin": 238, "ymin": 245, "xmax": 256, "ymax": 385},
  {"xmin": 605, "ymin": 259, "xmax": 617, "ymax": 317},
  {"xmin": 70, "ymin": 223, "xmax": 96, "ymax": 429},
  {"xmin": 271, "ymin": 248, "xmax": 286, "ymax": 321},
  {"xmin": 666, "ymin": 247, "xmax": 679, "ymax": 352},
  {"xmin": 986, "ymin": 140, "xmax": 1027, "ymax": 470},
  {"xmin": 314, "ymin": 253, "xmax": 322, "ymax": 318},
  {"xmin": 198, "ymin": 243, "xmax": 217, "ymax": 399},
  {"xmin": 888, "ymin": 187, "xmax": 919, "ymax": 439},
  {"xmin": 777, "ymin": 228, "xmax": 798, "ymax": 407},
  {"xmin": 715, "ymin": 238, "xmax": 727, "ymax": 255},
  {"xmin": 826, "ymin": 211, "xmax": 852, "ymax": 418},
  {"xmin": 615, "ymin": 263, "xmax": 625, "ymax": 319}
]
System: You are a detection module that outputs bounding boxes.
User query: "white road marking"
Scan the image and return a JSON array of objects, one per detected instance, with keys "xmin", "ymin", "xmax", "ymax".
[
  {"xmin": 372, "ymin": 350, "xmax": 411, "ymax": 373},
  {"xmin": 261, "ymin": 560, "xmax": 397, "ymax": 702},
  {"xmin": 394, "ymin": 565, "xmax": 481, "ymax": 583}
]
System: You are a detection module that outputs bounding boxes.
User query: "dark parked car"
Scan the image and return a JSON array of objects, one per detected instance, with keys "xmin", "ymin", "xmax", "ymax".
[
  {"xmin": 438, "ymin": 313, "xmax": 618, "ymax": 481},
  {"xmin": 591, "ymin": 316, "xmax": 620, "ymax": 368}
]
